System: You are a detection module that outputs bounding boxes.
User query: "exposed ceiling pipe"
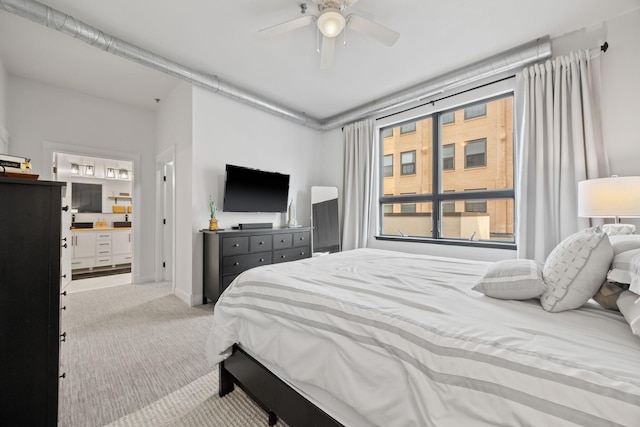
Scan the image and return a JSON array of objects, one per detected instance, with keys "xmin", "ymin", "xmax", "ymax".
[{"xmin": 0, "ymin": 0, "xmax": 551, "ymax": 131}]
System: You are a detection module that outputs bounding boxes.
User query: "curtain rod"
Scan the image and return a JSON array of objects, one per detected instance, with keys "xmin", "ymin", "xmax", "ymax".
[{"xmin": 376, "ymin": 75, "xmax": 516, "ymax": 122}]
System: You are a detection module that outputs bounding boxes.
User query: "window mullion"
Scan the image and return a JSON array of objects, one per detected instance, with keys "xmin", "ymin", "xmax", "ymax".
[{"xmin": 432, "ymin": 112, "xmax": 440, "ymax": 239}]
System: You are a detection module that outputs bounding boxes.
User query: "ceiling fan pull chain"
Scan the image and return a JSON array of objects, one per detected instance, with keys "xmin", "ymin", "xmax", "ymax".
[
  {"xmin": 316, "ymin": 28, "xmax": 321, "ymax": 53},
  {"xmin": 343, "ymin": 25, "xmax": 348, "ymax": 46}
]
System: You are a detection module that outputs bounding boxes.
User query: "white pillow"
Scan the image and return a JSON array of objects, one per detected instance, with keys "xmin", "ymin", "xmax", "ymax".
[
  {"xmin": 602, "ymin": 224, "xmax": 636, "ymax": 236},
  {"xmin": 607, "ymin": 248, "xmax": 640, "ymax": 285},
  {"xmin": 540, "ymin": 227, "xmax": 613, "ymax": 312},
  {"xmin": 472, "ymin": 259, "xmax": 546, "ymax": 300},
  {"xmin": 608, "ymin": 234, "xmax": 640, "ymax": 256},
  {"xmin": 617, "ymin": 291, "xmax": 640, "ymax": 337}
]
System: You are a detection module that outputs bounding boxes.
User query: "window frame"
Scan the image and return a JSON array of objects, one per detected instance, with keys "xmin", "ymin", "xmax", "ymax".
[
  {"xmin": 377, "ymin": 92, "xmax": 515, "ymax": 249},
  {"xmin": 400, "ymin": 150, "xmax": 416, "ymax": 176},
  {"xmin": 383, "ymin": 154, "xmax": 394, "ymax": 177}
]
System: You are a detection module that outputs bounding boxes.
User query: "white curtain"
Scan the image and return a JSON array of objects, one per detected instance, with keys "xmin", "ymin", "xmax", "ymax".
[
  {"xmin": 515, "ymin": 50, "xmax": 609, "ymax": 262},
  {"xmin": 341, "ymin": 118, "xmax": 376, "ymax": 250}
]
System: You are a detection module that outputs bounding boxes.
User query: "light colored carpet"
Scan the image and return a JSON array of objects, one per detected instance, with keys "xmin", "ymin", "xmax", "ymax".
[
  {"xmin": 107, "ymin": 367, "xmax": 288, "ymax": 427},
  {"xmin": 58, "ymin": 282, "xmax": 215, "ymax": 426}
]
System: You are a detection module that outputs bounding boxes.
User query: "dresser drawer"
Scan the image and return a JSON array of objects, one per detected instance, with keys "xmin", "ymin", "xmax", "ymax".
[
  {"xmin": 273, "ymin": 246, "xmax": 310, "ymax": 263},
  {"xmin": 71, "ymin": 258, "xmax": 94, "ymax": 269},
  {"xmin": 222, "ymin": 236, "xmax": 249, "ymax": 255},
  {"xmin": 112, "ymin": 254, "xmax": 132, "ymax": 264},
  {"xmin": 96, "ymin": 241, "xmax": 112, "ymax": 256},
  {"xmin": 293, "ymin": 231, "xmax": 310, "ymax": 247},
  {"xmin": 250, "ymin": 235, "xmax": 272, "ymax": 252},
  {"xmin": 223, "ymin": 252, "xmax": 273, "ymax": 275},
  {"xmin": 94, "ymin": 256, "xmax": 113, "ymax": 266},
  {"xmin": 273, "ymin": 233, "xmax": 293, "ymax": 250}
]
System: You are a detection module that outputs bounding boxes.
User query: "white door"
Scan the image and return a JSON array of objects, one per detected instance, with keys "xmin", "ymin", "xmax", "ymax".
[{"xmin": 162, "ymin": 162, "xmax": 175, "ymax": 284}]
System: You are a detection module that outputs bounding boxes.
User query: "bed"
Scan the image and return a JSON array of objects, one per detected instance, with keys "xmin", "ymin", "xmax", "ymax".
[{"xmin": 206, "ymin": 248, "xmax": 640, "ymax": 427}]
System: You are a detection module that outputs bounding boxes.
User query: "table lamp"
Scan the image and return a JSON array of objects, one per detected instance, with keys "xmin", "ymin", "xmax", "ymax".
[{"xmin": 578, "ymin": 176, "xmax": 640, "ymax": 235}]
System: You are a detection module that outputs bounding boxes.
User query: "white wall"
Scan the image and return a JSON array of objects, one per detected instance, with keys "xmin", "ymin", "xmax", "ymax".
[
  {"xmin": 190, "ymin": 87, "xmax": 323, "ymax": 305},
  {"xmin": 156, "ymin": 81, "xmax": 193, "ymax": 304},
  {"xmin": 7, "ymin": 76, "xmax": 157, "ymax": 282}
]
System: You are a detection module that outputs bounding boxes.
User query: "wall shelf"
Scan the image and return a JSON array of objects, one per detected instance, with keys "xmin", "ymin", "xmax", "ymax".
[{"xmin": 108, "ymin": 195, "xmax": 132, "ymax": 204}]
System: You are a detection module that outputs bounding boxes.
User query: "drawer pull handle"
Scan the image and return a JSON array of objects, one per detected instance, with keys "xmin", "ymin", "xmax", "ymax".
[
  {"xmin": 259, "ymin": 241, "xmax": 264, "ymax": 245},
  {"xmin": 233, "ymin": 243, "xmax": 239, "ymax": 247},
  {"xmin": 299, "ymin": 237, "xmax": 305, "ymax": 241},
  {"xmin": 281, "ymin": 239, "xmax": 286, "ymax": 243},
  {"xmin": 234, "ymin": 262, "xmax": 240, "ymax": 266},
  {"xmin": 260, "ymin": 258, "xmax": 265, "ymax": 262},
  {"xmin": 281, "ymin": 255, "xmax": 286, "ymax": 259},
  {"xmin": 300, "ymin": 252, "xmax": 305, "ymax": 255}
]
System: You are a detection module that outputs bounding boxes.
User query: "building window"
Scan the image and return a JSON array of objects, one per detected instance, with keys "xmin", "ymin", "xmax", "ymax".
[
  {"xmin": 382, "ymin": 128, "xmax": 393, "ymax": 138},
  {"xmin": 378, "ymin": 94, "xmax": 515, "ymax": 245},
  {"xmin": 464, "ymin": 103, "xmax": 486, "ymax": 120},
  {"xmin": 442, "ymin": 144, "xmax": 455, "ymax": 171},
  {"xmin": 400, "ymin": 122, "xmax": 416, "ymax": 134},
  {"xmin": 465, "ymin": 138, "xmax": 486, "ymax": 168},
  {"xmin": 441, "ymin": 112, "xmax": 455, "ymax": 125},
  {"xmin": 400, "ymin": 151, "xmax": 416, "ymax": 175},
  {"xmin": 383, "ymin": 154, "xmax": 393, "ymax": 177}
]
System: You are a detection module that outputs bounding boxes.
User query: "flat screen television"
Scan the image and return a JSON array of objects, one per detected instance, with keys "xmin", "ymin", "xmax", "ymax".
[
  {"xmin": 72, "ymin": 182, "xmax": 102, "ymax": 213},
  {"xmin": 223, "ymin": 164, "xmax": 290, "ymax": 213}
]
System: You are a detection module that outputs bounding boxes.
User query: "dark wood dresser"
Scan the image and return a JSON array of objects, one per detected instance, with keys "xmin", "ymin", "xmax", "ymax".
[
  {"xmin": 202, "ymin": 227, "xmax": 312, "ymax": 304},
  {"xmin": 0, "ymin": 177, "xmax": 66, "ymax": 426}
]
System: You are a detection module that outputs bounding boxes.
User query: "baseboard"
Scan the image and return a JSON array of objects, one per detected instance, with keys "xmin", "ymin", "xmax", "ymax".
[{"xmin": 174, "ymin": 287, "xmax": 193, "ymax": 306}]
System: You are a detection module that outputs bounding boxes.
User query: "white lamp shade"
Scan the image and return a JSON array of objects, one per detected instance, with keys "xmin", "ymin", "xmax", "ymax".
[
  {"xmin": 578, "ymin": 176, "xmax": 640, "ymax": 218},
  {"xmin": 317, "ymin": 9, "xmax": 345, "ymax": 38}
]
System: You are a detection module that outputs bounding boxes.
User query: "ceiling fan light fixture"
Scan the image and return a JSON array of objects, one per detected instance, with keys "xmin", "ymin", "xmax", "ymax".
[{"xmin": 317, "ymin": 9, "xmax": 345, "ymax": 38}]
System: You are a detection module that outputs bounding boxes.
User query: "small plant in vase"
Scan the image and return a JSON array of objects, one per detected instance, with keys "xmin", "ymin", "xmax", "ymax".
[{"xmin": 209, "ymin": 195, "xmax": 219, "ymax": 230}]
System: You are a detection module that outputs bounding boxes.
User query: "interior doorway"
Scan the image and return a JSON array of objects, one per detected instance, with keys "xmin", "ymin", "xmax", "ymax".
[{"xmin": 52, "ymin": 151, "xmax": 134, "ymax": 291}]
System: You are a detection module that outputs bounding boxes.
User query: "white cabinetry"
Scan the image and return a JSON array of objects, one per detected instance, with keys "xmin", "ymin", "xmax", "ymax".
[
  {"xmin": 112, "ymin": 230, "xmax": 133, "ymax": 265},
  {"xmin": 71, "ymin": 229, "xmax": 133, "ymax": 273},
  {"xmin": 71, "ymin": 232, "xmax": 96, "ymax": 269}
]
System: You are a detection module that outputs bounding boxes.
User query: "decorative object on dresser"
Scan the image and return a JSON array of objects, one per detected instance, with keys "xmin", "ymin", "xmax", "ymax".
[
  {"xmin": 209, "ymin": 194, "xmax": 219, "ymax": 230},
  {"xmin": 0, "ymin": 177, "xmax": 67, "ymax": 426},
  {"xmin": 202, "ymin": 227, "xmax": 311, "ymax": 304}
]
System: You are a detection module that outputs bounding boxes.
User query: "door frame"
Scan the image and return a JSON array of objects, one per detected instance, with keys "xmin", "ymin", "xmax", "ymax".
[
  {"xmin": 155, "ymin": 146, "xmax": 176, "ymax": 290},
  {"xmin": 43, "ymin": 141, "xmax": 141, "ymax": 282}
]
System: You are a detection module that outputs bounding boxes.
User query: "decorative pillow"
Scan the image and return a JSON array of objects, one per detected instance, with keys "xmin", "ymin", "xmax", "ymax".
[
  {"xmin": 592, "ymin": 281, "xmax": 628, "ymax": 311},
  {"xmin": 607, "ymin": 247, "xmax": 640, "ymax": 285},
  {"xmin": 472, "ymin": 259, "xmax": 546, "ymax": 300},
  {"xmin": 602, "ymin": 224, "xmax": 636, "ymax": 236},
  {"xmin": 540, "ymin": 227, "xmax": 613, "ymax": 313},
  {"xmin": 609, "ymin": 235, "xmax": 640, "ymax": 256},
  {"xmin": 617, "ymin": 291, "xmax": 640, "ymax": 337}
]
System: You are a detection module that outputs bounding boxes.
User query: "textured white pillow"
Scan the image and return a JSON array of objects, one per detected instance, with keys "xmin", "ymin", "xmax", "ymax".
[
  {"xmin": 602, "ymin": 224, "xmax": 636, "ymax": 236},
  {"xmin": 540, "ymin": 227, "xmax": 613, "ymax": 312},
  {"xmin": 607, "ymin": 248, "xmax": 640, "ymax": 285},
  {"xmin": 609, "ymin": 235, "xmax": 640, "ymax": 256},
  {"xmin": 617, "ymin": 291, "xmax": 640, "ymax": 337},
  {"xmin": 472, "ymin": 259, "xmax": 546, "ymax": 300}
]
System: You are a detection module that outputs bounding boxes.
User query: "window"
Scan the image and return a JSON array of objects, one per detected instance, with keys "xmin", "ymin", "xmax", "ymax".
[
  {"xmin": 379, "ymin": 94, "xmax": 514, "ymax": 246},
  {"xmin": 382, "ymin": 128, "xmax": 393, "ymax": 138},
  {"xmin": 442, "ymin": 144, "xmax": 455, "ymax": 171},
  {"xmin": 441, "ymin": 112, "xmax": 455, "ymax": 125},
  {"xmin": 465, "ymin": 138, "xmax": 486, "ymax": 168},
  {"xmin": 400, "ymin": 122, "xmax": 416, "ymax": 134},
  {"xmin": 400, "ymin": 151, "xmax": 416, "ymax": 175},
  {"xmin": 383, "ymin": 154, "xmax": 393, "ymax": 177},
  {"xmin": 464, "ymin": 103, "xmax": 486, "ymax": 119}
]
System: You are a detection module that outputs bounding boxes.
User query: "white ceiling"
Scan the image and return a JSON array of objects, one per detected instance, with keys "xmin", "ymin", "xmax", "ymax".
[{"xmin": 1, "ymin": 0, "xmax": 639, "ymax": 120}]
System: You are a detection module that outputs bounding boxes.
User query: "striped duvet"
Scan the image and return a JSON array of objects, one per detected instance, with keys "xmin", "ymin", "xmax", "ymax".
[{"xmin": 206, "ymin": 248, "xmax": 640, "ymax": 427}]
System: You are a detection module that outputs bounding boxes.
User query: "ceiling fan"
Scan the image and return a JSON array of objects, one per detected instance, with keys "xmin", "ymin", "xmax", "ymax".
[{"xmin": 259, "ymin": 0, "xmax": 400, "ymax": 69}]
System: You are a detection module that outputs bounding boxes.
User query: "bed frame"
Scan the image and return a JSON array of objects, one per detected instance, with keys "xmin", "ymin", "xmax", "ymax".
[{"xmin": 219, "ymin": 345, "xmax": 344, "ymax": 427}]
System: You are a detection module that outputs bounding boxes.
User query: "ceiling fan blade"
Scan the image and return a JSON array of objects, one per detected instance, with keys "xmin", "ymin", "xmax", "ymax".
[
  {"xmin": 258, "ymin": 15, "xmax": 315, "ymax": 38},
  {"xmin": 320, "ymin": 36, "xmax": 336, "ymax": 69},
  {"xmin": 343, "ymin": 0, "xmax": 361, "ymax": 5},
  {"xmin": 346, "ymin": 14, "xmax": 399, "ymax": 46}
]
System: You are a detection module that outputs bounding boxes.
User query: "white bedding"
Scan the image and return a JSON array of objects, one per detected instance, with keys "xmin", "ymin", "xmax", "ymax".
[{"xmin": 206, "ymin": 248, "xmax": 640, "ymax": 427}]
